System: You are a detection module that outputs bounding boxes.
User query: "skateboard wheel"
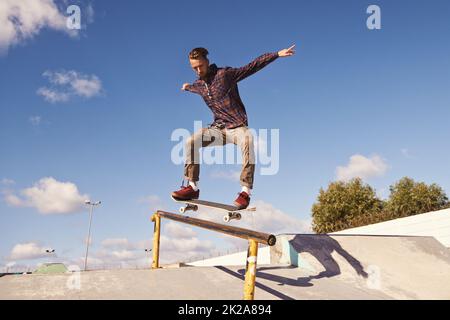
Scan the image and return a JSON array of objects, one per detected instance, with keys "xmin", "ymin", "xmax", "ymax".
[
  {"xmin": 236, "ymin": 213, "xmax": 242, "ymax": 220},
  {"xmin": 223, "ymin": 216, "xmax": 230, "ymax": 223},
  {"xmin": 179, "ymin": 207, "xmax": 186, "ymax": 214},
  {"xmin": 193, "ymin": 205, "xmax": 198, "ymax": 212}
]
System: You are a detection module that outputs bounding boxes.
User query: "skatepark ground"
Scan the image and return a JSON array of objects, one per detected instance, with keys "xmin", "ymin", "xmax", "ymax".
[{"xmin": 1, "ymin": 234, "xmax": 450, "ymax": 300}]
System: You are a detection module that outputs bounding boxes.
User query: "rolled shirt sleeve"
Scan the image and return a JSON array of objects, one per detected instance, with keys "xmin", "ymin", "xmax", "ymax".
[{"xmin": 227, "ymin": 52, "xmax": 279, "ymax": 82}]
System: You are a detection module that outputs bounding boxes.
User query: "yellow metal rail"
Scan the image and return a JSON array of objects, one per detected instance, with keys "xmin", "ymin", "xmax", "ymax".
[{"xmin": 150, "ymin": 210, "xmax": 276, "ymax": 300}]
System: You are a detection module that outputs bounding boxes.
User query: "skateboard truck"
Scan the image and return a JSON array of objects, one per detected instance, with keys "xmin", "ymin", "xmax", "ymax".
[
  {"xmin": 179, "ymin": 203, "xmax": 198, "ymax": 214},
  {"xmin": 223, "ymin": 206, "xmax": 255, "ymax": 222},
  {"xmin": 223, "ymin": 212, "xmax": 242, "ymax": 223}
]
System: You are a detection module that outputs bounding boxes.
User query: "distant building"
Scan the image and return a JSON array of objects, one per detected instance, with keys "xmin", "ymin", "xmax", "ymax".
[{"xmin": 33, "ymin": 263, "xmax": 68, "ymax": 274}]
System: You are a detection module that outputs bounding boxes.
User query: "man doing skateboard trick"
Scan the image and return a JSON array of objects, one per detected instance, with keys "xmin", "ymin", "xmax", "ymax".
[{"xmin": 172, "ymin": 45, "xmax": 296, "ymax": 209}]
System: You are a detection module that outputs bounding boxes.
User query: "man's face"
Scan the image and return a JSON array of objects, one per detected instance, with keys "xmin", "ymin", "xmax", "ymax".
[{"xmin": 190, "ymin": 58, "xmax": 209, "ymax": 79}]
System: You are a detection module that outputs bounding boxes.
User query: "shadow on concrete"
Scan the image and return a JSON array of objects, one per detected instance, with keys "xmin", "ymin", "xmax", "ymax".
[
  {"xmin": 214, "ymin": 266, "xmax": 296, "ymax": 300},
  {"xmin": 235, "ymin": 235, "xmax": 369, "ymax": 288},
  {"xmin": 289, "ymin": 234, "xmax": 369, "ymax": 280}
]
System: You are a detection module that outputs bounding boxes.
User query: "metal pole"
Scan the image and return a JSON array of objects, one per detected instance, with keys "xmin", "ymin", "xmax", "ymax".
[
  {"xmin": 243, "ymin": 239, "xmax": 259, "ymax": 300},
  {"xmin": 84, "ymin": 204, "xmax": 94, "ymax": 271},
  {"xmin": 151, "ymin": 210, "xmax": 276, "ymax": 300},
  {"xmin": 156, "ymin": 210, "xmax": 276, "ymax": 246},
  {"xmin": 151, "ymin": 213, "xmax": 161, "ymax": 269}
]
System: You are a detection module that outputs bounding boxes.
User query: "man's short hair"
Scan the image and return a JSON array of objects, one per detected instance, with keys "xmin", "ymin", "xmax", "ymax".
[{"xmin": 189, "ymin": 47, "xmax": 209, "ymax": 60}]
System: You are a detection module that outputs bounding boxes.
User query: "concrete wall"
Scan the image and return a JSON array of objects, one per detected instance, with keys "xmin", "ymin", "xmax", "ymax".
[
  {"xmin": 332, "ymin": 208, "xmax": 450, "ymax": 247},
  {"xmin": 270, "ymin": 234, "xmax": 450, "ymax": 299},
  {"xmin": 187, "ymin": 246, "xmax": 271, "ymax": 267},
  {"xmin": 189, "ymin": 208, "xmax": 450, "ymax": 267}
]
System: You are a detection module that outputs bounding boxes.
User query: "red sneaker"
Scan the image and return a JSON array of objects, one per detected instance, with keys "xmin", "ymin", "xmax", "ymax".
[
  {"xmin": 171, "ymin": 185, "xmax": 199, "ymax": 200},
  {"xmin": 233, "ymin": 192, "xmax": 250, "ymax": 210}
]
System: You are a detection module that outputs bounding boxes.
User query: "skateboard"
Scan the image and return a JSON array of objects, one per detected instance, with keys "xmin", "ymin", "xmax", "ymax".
[{"xmin": 171, "ymin": 197, "xmax": 256, "ymax": 222}]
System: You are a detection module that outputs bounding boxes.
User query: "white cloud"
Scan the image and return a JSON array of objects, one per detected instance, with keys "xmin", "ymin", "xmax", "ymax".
[
  {"xmin": 9, "ymin": 242, "xmax": 51, "ymax": 260},
  {"xmin": 37, "ymin": 70, "xmax": 102, "ymax": 103},
  {"xmin": 161, "ymin": 235, "xmax": 214, "ymax": 253},
  {"xmin": 159, "ymin": 234, "xmax": 215, "ymax": 263},
  {"xmin": 248, "ymin": 200, "xmax": 312, "ymax": 234},
  {"xmin": 0, "ymin": 0, "xmax": 74, "ymax": 54},
  {"xmin": 139, "ymin": 195, "xmax": 164, "ymax": 212},
  {"xmin": 210, "ymin": 170, "xmax": 240, "ymax": 182},
  {"xmin": 111, "ymin": 250, "xmax": 138, "ymax": 260},
  {"xmin": 3, "ymin": 193, "xmax": 23, "ymax": 207},
  {"xmin": 336, "ymin": 154, "xmax": 388, "ymax": 182},
  {"xmin": 1, "ymin": 178, "xmax": 15, "ymax": 185},
  {"xmin": 101, "ymin": 238, "xmax": 136, "ymax": 250},
  {"xmin": 90, "ymin": 239, "xmax": 150, "ymax": 267},
  {"xmin": 36, "ymin": 87, "xmax": 70, "ymax": 103},
  {"xmin": 98, "ymin": 249, "xmax": 139, "ymax": 261},
  {"xmin": 3, "ymin": 177, "xmax": 89, "ymax": 214},
  {"xmin": 70, "ymin": 75, "xmax": 102, "ymax": 98},
  {"xmin": 165, "ymin": 221, "xmax": 198, "ymax": 239},
  {"xmin": 76, "ymin": 237, "xmax": 152, "ymax": 268},
  {"xmin": 29, "ymin": 116, "xmax": 42, "ymax": 126}
]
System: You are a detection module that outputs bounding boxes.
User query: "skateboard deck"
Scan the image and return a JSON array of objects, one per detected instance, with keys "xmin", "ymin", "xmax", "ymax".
[{"xmin": 171, "ymin": 196, "xmax": 255, "ymax": 222}]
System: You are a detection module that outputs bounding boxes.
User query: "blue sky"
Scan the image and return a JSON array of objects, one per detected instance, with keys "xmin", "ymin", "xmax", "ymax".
[{"xmin": 1, "ymin": 0, "xmax": 449, "ymax": 269}]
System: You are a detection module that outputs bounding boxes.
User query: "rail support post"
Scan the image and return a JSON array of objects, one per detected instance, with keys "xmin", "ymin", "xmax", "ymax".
[
  {"xmin": 243, "ymin": 239, "xmax": 258, "ymax": 300},
  {"xmin": 151, "ymin": 213, "xmax": 161, "ymax": 269}
]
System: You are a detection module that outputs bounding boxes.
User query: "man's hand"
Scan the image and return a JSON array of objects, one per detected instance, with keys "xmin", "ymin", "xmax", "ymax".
[
  {"xmin": 181, "ymin": 83, "xmax": 190, "ymax": 91},
  {"xmin": 278, "ymin": 45, "xmax": 296, "ymax": 57}
]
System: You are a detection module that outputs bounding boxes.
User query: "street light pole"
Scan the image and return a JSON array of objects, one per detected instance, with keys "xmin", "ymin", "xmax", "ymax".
[{"xmin": 84, "ymin": 200, "xmax": 101, "ymax": 271}]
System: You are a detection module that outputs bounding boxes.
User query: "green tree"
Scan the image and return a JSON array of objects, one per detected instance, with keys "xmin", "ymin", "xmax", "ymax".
[
  {"xmin": 311, "ymin": 178, "xmax": 384, "ymax": 233},
  {"xmin": 386, "ymin": 177, "xmax": 449, "ymax": 217}
]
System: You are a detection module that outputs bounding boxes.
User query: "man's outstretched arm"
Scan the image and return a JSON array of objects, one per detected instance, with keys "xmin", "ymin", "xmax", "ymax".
[
  {"xmin": 228, "ymin": 44, "xmax": 296, "ymax": 82},
  {"xmin": 181, "ymin": 82, "xmax": 202, "ymax": 94}
]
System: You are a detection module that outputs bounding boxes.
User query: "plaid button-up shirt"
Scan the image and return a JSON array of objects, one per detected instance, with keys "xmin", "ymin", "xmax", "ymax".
[{"xmin": 186, "ymin": 52, "xmax": 279, "ymax": 129}]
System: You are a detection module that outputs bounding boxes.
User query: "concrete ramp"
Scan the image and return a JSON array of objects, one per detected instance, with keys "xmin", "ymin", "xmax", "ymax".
[
  {"xmin": 1, "ymin": 235, "xmax": 450, "ymax": 299},
  {"xmin": 270, "ymin": 234, "xmax": 450, "ymax": 299}
]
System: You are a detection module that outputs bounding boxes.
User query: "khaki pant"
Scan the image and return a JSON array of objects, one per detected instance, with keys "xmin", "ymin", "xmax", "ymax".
[{"xmin": 184, "ymin": 126, "xmax": 255, "ymax": 189}]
